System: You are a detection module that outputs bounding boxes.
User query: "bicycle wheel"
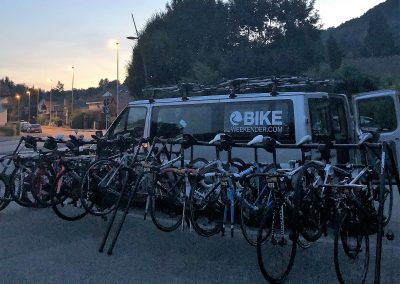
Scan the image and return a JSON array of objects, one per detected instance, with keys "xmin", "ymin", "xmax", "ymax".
[
  {"xmin": 51, "ymin": 169, "xmax": 88, "ymax": 221},
  {"xmin": 80, "ymin": 159, "xmax": 122, "ymax": 216},
  {"xmin": 294, "ymin": 161, "xmax": 325, "ymax": 242},
  {"xmin": 189, "ymin": 169, "xmax": 223, "ymax": 237},
  {"xmin": 257, "ymin": 203, "xmax": 297, "ymax": 283},
  {"xmin": 150, "ymin": 171, "xmax": 183, "ymax": 232},
  {"xmin": 31, "ymin": 167, "xmax": 55, "ymax": 207},
  {"xmin": 240, "ymin": 174, "xmax": 270, "ymax": 246},
  {"xmin": 189, "ymin": 158, "xmax": 208, "ymax": 169},
  {"xmin": 0, "ymin": 176, "xmax": 11, "ymax": 211},
  {"xmin": 334, "ymin": 211, "xmax": 369, "ymax": 284},
  {"xmin": 10, "ymin": 166, "xmax": 37, "ymax": 207},
  {"xmin": 371, "ymin": 168, "xmax": 393, "ymax": 227}
]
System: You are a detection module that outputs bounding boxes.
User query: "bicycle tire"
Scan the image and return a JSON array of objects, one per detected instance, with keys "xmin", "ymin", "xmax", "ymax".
[
  {"xmin": 9, "ymin": 167, "xmax": 37, "ymax": 208},
  {"xmin": 334, "ymin": 211, "xmax": 369, "ymax": 284},
  {"xmin": 257, "ymin": 203, "xmax": 297, "ymax": 283},
  {"xmin": 0, "ymin": 176, "xmax": 11, "ymax": 211},
  {"xmin": 149, "ymin": 171, "xmax": 183, "ymax": 232},
  {"xmin": 294, "ymin": 161, "xmax": 326, "ymax": 242},
  {"xmin": 51, "ymin": 168, "xmax": 88, "ymax": 221},
  {"xmin": 188, "ymin": 168, "xmax": 223, "ymax": 237},
  {"xmin": 80, "ymin": 159, "xmax": 122, "ymax": 216},
  {"xmin": 31, "ymin": 167, "xmax": 54, "ymax": 207}
]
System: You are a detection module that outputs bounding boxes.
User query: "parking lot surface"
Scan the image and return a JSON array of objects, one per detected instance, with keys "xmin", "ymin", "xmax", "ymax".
[{"xmin": 1, "ymin": 196, "xmax": 400, "ymax": 283}]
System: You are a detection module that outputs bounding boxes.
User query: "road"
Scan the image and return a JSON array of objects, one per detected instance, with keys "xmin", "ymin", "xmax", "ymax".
[
  {"xmin": 1, "ymin": 195, "xmax": 400, "ymax": 283},
  {"xmin": 0, "ymin": 126, "xmax": 101, "ymax": 155}
]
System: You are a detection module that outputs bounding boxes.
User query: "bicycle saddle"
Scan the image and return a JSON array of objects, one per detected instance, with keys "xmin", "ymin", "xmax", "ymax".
[
  {"xmin": 247, "ymin": 135, "xmax": 280, "ymax": 153},
  {"xmin": 296, "ymin": 135, "xmax": 312, "ymax": 146},
  {"xmin": 358, "ymin": 132, "xmax": 380, "ymax": 145},
  {"xmin": 209, "ymin": 133, "xmax": 234, "ymax": 151}
]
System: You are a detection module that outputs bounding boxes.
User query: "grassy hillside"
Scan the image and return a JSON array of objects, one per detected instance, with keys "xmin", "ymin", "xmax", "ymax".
[{"xmin": 325, "ymin": 0, "xmax": 400, "ymax": 57}]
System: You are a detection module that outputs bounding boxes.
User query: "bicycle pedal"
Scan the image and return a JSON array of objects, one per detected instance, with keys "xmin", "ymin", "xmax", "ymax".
[{"xmin": 386, "ymin": 230, "xmax": 395, "ymax": 241}]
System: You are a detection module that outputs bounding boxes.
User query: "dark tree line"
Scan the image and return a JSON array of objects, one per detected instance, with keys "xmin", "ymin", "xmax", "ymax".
[{"xmin": 126, "ymin": 0, "xmax": 325, "ymax": 98}]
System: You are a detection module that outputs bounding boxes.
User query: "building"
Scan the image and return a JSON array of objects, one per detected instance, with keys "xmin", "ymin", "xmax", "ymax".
[{"xmin": 0, "ymin": 97, "xmax": 8, "ymax": 126}]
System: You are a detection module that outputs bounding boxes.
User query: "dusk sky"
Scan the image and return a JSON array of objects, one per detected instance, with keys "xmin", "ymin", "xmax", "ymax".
[{"xmin": 0, "ymin": 0, "xmax": 386, "ymax": 90}]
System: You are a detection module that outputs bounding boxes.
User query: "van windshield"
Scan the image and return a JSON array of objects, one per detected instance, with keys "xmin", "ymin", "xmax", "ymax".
[
  {"xmin": 357, "ymin": 96, "xmax": 397, "ymax": 132},
  {"xmin": 107, "ymin": 107, "xmax": 147, "ymax": 139}
]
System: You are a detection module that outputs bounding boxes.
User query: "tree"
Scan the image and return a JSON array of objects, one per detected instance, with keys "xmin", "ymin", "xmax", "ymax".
[
  {"xmin": 98, "ymin": 78, "xmax": 110, "ymax": 90},
  {"xmin": 364, "ymin": 11, "xmax": 395, "ymax": 57},
  {"xmin": 126, "ymin": 0, "xmax": 323, "ymax": 97},
  {"xmin": 52, "ymin": 81, "xmax": 64, "ymax": 94},
  {"xmin": 326, "ymin": 34, "xmax": 342, "ymax": 71}
]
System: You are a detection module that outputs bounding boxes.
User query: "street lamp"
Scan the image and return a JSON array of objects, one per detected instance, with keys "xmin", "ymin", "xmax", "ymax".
[
  {"xmin": 116, "ymin": 42, "xmax": 119, "ymax": 114},
  {"xmin": 47, "ymin": 78, "xmax": 53, "ymax": 126},
  {"xmin": 71, "ymin": 66, "xmax": 75, "ymax": 126},
  {"xmin": 15, "ymin": 94, "xmax": 21, "ymax": 121},
  {"xmin": 127, "ymin": 14, "xmax": 149, "ymax": 87},
  {"xmin": 26, "ymin": 90, "xmax": 31, "ymax": 123},
  {"xmin": 34, "ymin": 86, "xmax": 40, "ymax": 122}
]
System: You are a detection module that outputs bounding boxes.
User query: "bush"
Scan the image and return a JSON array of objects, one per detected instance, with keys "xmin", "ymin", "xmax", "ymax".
[
  {"xmin": 37, "ymin": 116, "xmax": 48, "ymax": 125},
  {"xmin": 0, "ymin": 124, "xmax": 18, "ymax": 136},
  {"xmin": 72, "ymin": 111, "xmax": 105, "ymax": 129},
  {"xmin": 333, "ymin": 66, "xmax": 378, "ymax": 95}
]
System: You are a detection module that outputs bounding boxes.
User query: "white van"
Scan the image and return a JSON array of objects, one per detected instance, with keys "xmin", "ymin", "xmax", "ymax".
[
  {"xmin": 353, "ymin": 89, "xmax": 400, "ymax": 166},
  {"xmin": 106, "ymin": 91, "xmax": 354, "ymax": 163}
]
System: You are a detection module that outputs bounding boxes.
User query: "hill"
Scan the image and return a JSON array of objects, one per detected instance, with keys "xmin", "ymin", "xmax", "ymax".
[{"xmin": 326, "ymin": 0, "xmax": 400, "ymax": 57}]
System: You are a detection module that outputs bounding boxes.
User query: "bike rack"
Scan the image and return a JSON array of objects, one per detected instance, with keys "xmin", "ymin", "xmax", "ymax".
[{"xmin": 96, "ymin": 135, "xmax": 399, "ymax": 283}]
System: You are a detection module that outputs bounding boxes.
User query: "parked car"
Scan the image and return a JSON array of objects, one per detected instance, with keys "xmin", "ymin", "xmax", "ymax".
[
  {"xmin": 20, "ymin": 122, "xmax": 30, "ymax": 132},
  {"xmin": 27, "ymin": 124, "xmax": 42, "ymax": 133}
]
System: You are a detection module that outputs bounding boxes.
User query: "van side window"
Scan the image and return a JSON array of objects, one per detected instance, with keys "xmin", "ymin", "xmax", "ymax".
[
  {"xmin": 223, "ymin": 100, "xmax": 295, "ymax": 143},
  {"xmin": 358, "ymin": 96, "xmax": 397, "ymax": 132},
  {"xmin": 108, "ymin": 107, "xmax": 147, "ymax": 139},
  {"xmin": 330, "ymin": 97, "xmax": 349, "ymax": 142},
  {"xmin": 151, "ymin": 104, "xmax": 221, "ymax": 140},
  {"xmin": 308, "ymin": 98, "xmax": 332, "ymax": 141}
]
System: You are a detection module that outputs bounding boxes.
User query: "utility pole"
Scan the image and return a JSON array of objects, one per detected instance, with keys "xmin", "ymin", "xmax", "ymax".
[
  {"xmin": 27, "ymin": 91, "xmax": 31, "ymax": 123},
  {"xmin": 71, "ymin": 66, "xmax": 75, "ymax": 126},
  {"xmin": 116, "ymin": 42, "xmax": 119, "ymax": 114}
]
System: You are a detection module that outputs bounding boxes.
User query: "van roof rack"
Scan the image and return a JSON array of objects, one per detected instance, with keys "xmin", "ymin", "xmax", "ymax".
[{"xmin": 142, "ymin": 76, "xmax": 339, "ymax": 100}]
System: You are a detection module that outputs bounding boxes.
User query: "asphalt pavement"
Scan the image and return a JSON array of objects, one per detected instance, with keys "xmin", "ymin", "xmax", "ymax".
[{"xmin": 1, "ymin": 196, "xmax": 400, "ymax": 283}]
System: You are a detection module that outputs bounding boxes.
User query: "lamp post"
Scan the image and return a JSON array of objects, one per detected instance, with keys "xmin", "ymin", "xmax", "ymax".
[
  {"xmin": 26, "ymin": 91, "xmax": 31, "ymax": 123},
  {"xmin": 127, "ymin": 14, "xmax": 148, "ymax": 87},
  {"xmin": 116, "ymin": 42, "xmax": 119, "ymax": 114},
  {"xmin": 71, "ymin": 66, "xmax": 75, "ymax": 126},
  {"xmin": 34, "ymin": 86, "xmax": 40, "ymax": 122},
  {"xmin": 48, "ymin": 79, "xmax": 53, "ymax": 126},
  {"xmin": 127, "ymin": 36, "xmax": 148, "ymax": 87},
  {"xmin": 15, "ymin": 94, "xmax": 21, "ymax": 121}
]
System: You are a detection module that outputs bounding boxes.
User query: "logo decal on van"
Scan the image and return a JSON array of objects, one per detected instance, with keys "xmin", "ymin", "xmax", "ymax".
[
  {"xmin": 229, "ymin": 111, "xmax": 243, "ymax": 126},
  {"xmin": 227, "ymin": 110, "xmax": 284, "ymax": 133}
]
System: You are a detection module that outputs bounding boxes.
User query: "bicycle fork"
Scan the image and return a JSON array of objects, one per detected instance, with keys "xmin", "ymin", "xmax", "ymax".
[{"xmin": 222, "ymin": 185, "xmax": 235, "ymax": 237}]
